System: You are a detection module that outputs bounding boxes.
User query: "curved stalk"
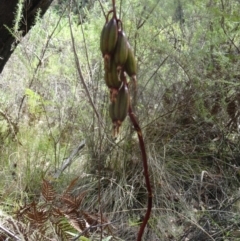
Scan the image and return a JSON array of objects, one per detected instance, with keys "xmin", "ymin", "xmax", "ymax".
[
  {"xmin": 128, "ymin": 103, "xmax": 152, "ymax": 241},
  {"xmin": 112, "ymin": 0, "xmax": 117, "ymax": 19},
  {"xmin": 121, "ymin": 73, "xmax": 152, "ymax": 240}
]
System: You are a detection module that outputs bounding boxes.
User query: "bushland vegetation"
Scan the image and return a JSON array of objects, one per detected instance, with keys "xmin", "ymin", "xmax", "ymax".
[{"xmin": 0, "ymin": 0, "xmax": 240, "ymax": 240}]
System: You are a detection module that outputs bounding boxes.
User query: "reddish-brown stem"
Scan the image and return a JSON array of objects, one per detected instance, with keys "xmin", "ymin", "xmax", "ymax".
[
  {"xmin": 112, "ymin": 0, "xmax": 117, "ymax": 19},
  {"xmin": 120, "ymin": 75, "xmax": 152, "ymax": 240},
  {"xmin": 106, "ymin": 10, "xmax": 113, "ymax": 22},
  {"xmin": 117, "ymin": 19, "xmax": 123, "ymax": 31},
  {"xmin": 109, "ymin": 1, "xmax": 151, "ymax": 237},
  {"xmin": 128, "ymin": 104, "xmax": 152, "ymax": 241}
]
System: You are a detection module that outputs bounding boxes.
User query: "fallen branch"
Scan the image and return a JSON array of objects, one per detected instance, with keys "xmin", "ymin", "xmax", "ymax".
[
  {"xmin": 53, "ymin": 140, "xmax": 85, "ymax": 178},
  {"xmin": 0, "ymin": 223, "xmax": 21, "ymax": 240}
]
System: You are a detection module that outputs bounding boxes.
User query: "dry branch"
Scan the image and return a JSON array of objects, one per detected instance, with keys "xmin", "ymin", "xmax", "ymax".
[{"xmin": 53, "ymin": 140, "xmax": 85, "ymax": 178}]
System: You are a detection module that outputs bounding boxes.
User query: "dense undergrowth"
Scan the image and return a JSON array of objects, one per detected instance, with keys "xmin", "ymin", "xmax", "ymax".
[{"xmin": 0, "ymin": 0, "xmax": 240, "ymax": 240}]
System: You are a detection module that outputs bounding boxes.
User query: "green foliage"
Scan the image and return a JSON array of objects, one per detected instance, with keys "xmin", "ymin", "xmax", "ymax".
[
  {"xmin": 25, "ymin": 88, "xmax": 44, "ymax": 117},
  {"xmin": 0, "ymin": 0, "xmax": 240, "ymax": 240},
  {"xmin": 13, "ymin": 0, "xmax": 24, "ymax": 36}
]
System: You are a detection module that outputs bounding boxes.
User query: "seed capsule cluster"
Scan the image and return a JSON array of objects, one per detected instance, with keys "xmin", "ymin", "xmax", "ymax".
[{"xmin": 100, "ymin": 11, "xmax": 137, "ymax": 136}]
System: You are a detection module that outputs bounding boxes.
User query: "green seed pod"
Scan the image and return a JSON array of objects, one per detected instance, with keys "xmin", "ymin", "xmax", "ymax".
[
  {"xmin": 100, "ymin": 17, "xmax": 118, "ymax": 57},
  {"xmin": 114, "ymin": 84, "xmax": 129, "ymax": 122},
  {"xmin": 109, "ymin": 84, "xmax": 130, "ymax": 136},
  {"xmin": 109, "ymin": 101, "xmax": 115, "ymax": 121},
  {"xmin": 104, "ymin": 60, "xmax": 122, "ymax": 89},
  {"xmin": 114, "ymin": 30, "xmax": 129, "ymax": 69},
  {"xmin": 109, "ymin": 84, "xmax": 129, "ymax": 122},
  {"xmin": 124, "ymin": 45, "xmax": 137, "ymax": 78}
]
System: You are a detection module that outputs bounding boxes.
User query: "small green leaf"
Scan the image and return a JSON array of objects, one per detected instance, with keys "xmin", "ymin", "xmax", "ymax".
[{"xmin": 80, "ymin": 236, "xmax": 91, "ymax": 241}]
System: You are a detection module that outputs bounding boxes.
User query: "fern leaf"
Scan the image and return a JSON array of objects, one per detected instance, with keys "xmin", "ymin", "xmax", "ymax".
[
  {"xmin": 15, "ymin": 203, "xmax": 31, "ymax": 220},
  {"xmin": 54, "ymin": 218, "xmax": 76, "ymax": 241},
  {"xmin": 64, "ymin": 211, "xmax": 90, "ymax": 237},
  {"xmin": 52, "ymin": 206, "xmax": 63, "ymax": 218},
  {"xmin": 41, "ymin": 179, "xmax": 56, "ymax": 202},
  {"xmin": 61, "ymin": 191, "xmax": 87, "ymax": 211},
  {"xmin": 75, "ymin": 191, "xmax": 87, "ymax": 208},
  {"xmin": 28, "ymin": 229, "xmax": 48, "ymax": 241},
  {"xmin": 25, "ymin": 201, "xmax": 49, "ymax": 226},
  {"xmin": 62, "ymin": 177, "xmax": 79, "ymax": 196}
]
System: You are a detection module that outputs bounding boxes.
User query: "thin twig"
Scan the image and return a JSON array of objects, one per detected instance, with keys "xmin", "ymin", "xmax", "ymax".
[
  {"xmin": 17, "ymin": 5, "xmax": 67, "ymax": 122},
  {"xmin": 69, "ymin": 0, "xmax": 116, "ymax": 153},
  {"xmin": 137, "ymin": 1, "xmax": 160, "ymax": 29},
  {"xmin": 0, "ymin": 224, "xmax": 21, "ymax": 240},
  {"xmin": 220, "ymin": 0, "xmax": 240, "ymax": 53},
  {"xmin": 0, "ymin": 109, "xmax": 19, "ymax": 140},
  {"xmin": 138, "ymin": 55, "xmax": 169, "ymax": 98},
  {"xmin": 97, "ymin": 0, "xmax": 107, "ymax": 20},
  {"xmin": 71, "ymin": 214, "xmax": 126, "ymax": 241},
  {"xmin": 68, "ymin": 2, "xmax": 104, "ymax": 128},
  {"xmin": 73, "ymin": 0, "xmax": 93, "ymax": 80}
]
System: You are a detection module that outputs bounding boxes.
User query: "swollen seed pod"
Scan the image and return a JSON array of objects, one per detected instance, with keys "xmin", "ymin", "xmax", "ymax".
[
  {"xmin": 104, "ymin": 60, "xmax": 122, "ymax": 89},
  {"xmin": 100, "ymin": 24, "xmax": 107, "ymax": 55},
  {"xmin": 100, "ymin": 17, "xmax": 118, "ymax": 57},
  {"xmin": 124, "ymin": 45, "xmax": 137, "ymax": 78},
  {"xmin": 114, "ymin": 84, "xmax": 129, "ymax": 123},
  {"xmin": 114, "ymin": 30, "xmax": 129, "ymax": 70},
  {"xmin": 109, "ymin": 101, "xmax": 115, "ymax": 121},
  {"xmin": 109, "ymin": 84, "xmax": 130, "ymax": 136}
]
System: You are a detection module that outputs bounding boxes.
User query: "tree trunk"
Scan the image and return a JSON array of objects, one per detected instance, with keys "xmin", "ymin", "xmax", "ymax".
[{"xmin": 0, "ymin": 0, "xmax": 53, "ymax": 73}]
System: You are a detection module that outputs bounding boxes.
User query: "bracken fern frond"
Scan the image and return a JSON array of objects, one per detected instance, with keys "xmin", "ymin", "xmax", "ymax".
[{"xmin": 41, "ymin": 179, "xmax": 56, "ymax": 202}]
